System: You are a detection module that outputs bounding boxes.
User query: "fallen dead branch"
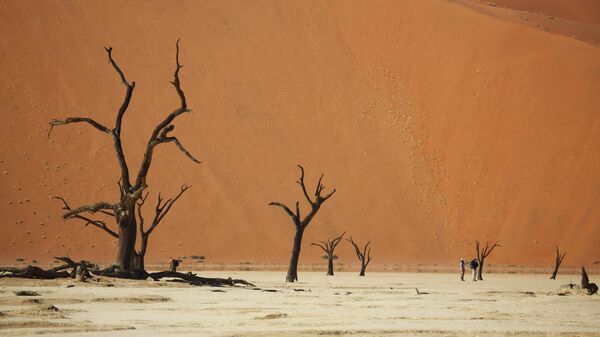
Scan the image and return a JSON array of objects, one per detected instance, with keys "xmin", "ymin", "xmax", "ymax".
[{"xmin": 0, "ymin": 256, "xmax": 254, "ymax": 288}]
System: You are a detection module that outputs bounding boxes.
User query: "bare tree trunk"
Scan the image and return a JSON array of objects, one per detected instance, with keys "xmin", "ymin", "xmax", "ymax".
[
  {"xmin": 133, "ymin": 235, "xmax": 148, "ymax": 272},
  {"xmin": 359, "ymin": 265, "xmax": 366, "ymax": 277},
  {"xmin": 287, "ymin": 229, "xmax": 304, "ymax": 282},
  {"xmin": 477, "ymin": 259, "xmax": 484, "ymax": 281},
  {"xmin": 117, "ymin": 207, "xmax": 137, "ymax": 272},
  {"xmin": 133, "ymin": 253, "xmax": 144, "ymax": 272},
  {"xmin": 327, "ymin": 257, "xmax": 334, "ymax": 276},
  {"xmin": 550, "ymin": 265, "xmax": 559, "ymax": 279},
  {"xmin": 550, "ymin": 246, "xmax": 566, "ymax": 280}
]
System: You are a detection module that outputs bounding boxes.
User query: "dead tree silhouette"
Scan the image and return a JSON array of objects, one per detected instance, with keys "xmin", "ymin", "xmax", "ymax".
[
  {"xmin": 475, "ymin": 240, "xmax": 501, "ymax": 280},
  {"xmin": 269, "ymin": 165, "xmax": 336, "ymax": 282},
  {"xmin": 581, "ymin": 267, "xmax": 598, "ymax": 295},
  {"xmin": 48, "ymin": 40, "xmax": 199, "ymax": 274},
  {"xmin": 311, "ymin": 232, "xmax": 345, "ymax": 276},
  {"xmin": 550, "ymin": 246, "xmax": 566, "ymax": 280},
  {"xmin": 347, "ymin": 236, "xmax": 372, "ymax": 276}
]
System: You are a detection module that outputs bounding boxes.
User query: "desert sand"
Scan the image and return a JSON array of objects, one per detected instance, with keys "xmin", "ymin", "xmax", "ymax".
[
  {"xmin": 0, "ymin": 271, "xmax": 599, "ymax": 336},
  {"xmin": 1, "ymin": 0, "xmax": 599, "ymax": 267}
]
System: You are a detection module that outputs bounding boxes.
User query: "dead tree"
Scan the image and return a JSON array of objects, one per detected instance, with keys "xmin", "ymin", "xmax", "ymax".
[
  {"xmin": 475, "ymin": 240, "xmax": 501, "ymax": 280},
  {"xmin": 134, "ymin": 185, "xmax": 191, "ymax": 270},
  {"xmin": 0, "ymin": 265, "xmax": 70, "ymax": 279},
  {"xmin": 48, "ymin": 40, "xmax": 200, "ymax": 273},
  {"xmin": 347, "ymin": 236, "xmax": 372, "ymax": 276},
  {"xmin": 311, "ymin": 232, "xmax": 345, "ymax": 276},
  {"xmin": 581, "ymin": 267, "xmax": 599, "ymax": 295},
  {"xmin": 550, "ymin": 246, "xmax": 566, "ymax": 280},
  {"xmin": 269, "ymin": 165, "xmax": 336, "ymax": 282}
]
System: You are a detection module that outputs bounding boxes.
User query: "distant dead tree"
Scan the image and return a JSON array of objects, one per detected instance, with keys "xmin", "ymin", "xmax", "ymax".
[
  {"xmin": 347, "ymin": 236, "xmax": 372, "ymax": 276},
  {"xmin": 134, "ymin": 185, "xmax": 191, "ymax": 271},
  {"xmin": 475, "ymin": 240, "xmax": 501, "ymax": 280},
  {"xmin": 269, "ymin": 165, "xmax": 336, "ymax": 282},
  {"xmin": 48, "ymin": 40, "xmax": 200, "ymax": 274},
  {"xmin": 311, "ymin": 232, "xmax": 345, "ymax": 276},
  {"xmin": 581, "ymin": 267, "xmax": 598, "ymax": 295},
  {"xmin": 550, "ymin": 245, "xmax": 566, "ymax": 280}
]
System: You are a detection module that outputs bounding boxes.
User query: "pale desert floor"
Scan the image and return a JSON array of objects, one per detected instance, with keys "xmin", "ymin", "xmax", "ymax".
[{"xmin": 0, "ymin": 271, "xmax": 599, "ymax": 336}]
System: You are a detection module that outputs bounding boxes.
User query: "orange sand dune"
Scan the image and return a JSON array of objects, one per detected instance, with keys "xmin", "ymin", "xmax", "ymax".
[
  {"xmin": 0, "ymin": 0, "xmax": 599, "ymax": 268},
  {"xmin": 491, "ymin": 0, "xmax": 600, "ymax": 25}
]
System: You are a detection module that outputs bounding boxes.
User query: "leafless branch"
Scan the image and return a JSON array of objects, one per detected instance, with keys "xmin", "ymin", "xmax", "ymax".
[
  {"xmin": 347, "ymin": 236, "xmax": 373, "ymax": 275},
  {"xmin": 134, "ymin": 39, "xmax": 197, "ymax": 189},
  {"xmin": 297, "ymin": 165, "xmax": 313, "ymax": 205},
  {"xmin": 158, "ymin": 136, "xmax": 201, "ymax": 163},
  {"xmin": 312, "ymin": 232, "xmax": 345, "ymax": 255},
  {"xmin": 48, "ymin": 117, "xmax": 111, "ymax": 138},
  {"xmin": 311, "ymin": 241, "xmax": 328, "ymax": 253},
  {"xmin": 268, "ymin": 202, "xmax": 297, "ymax": 222},
  {"xmin": 62, "ymin": 201, "xmax": 118, "ymax": 219},
  {"xmin": 52, "ymin": 196, "xmax": 118, "ymax": 238},
  {"xmin": 146, "ymin": 184, "xmax": 190, "ymax": 236},
  {"xmin": 104, "ymin": 47, "xmax": 130, "ymax": 86}
]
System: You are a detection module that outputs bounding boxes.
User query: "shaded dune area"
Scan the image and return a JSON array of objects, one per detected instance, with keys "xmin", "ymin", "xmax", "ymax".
[{"xmin": 0, "ymin": 0, "xmax": 599, "ymax": 267}]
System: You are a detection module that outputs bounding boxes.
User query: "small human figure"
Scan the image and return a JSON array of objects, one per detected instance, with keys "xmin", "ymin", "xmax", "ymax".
[
  {"xmin": 169, "ymin": 258, "xmax": 180, "ymax": 272},
  {"xmin": 469, "ymin": 258, "xmax": 479, "ymax": 281},
  {"xmin": 459, "ymin": 258, "xmax": 465, "ymax": 281}
]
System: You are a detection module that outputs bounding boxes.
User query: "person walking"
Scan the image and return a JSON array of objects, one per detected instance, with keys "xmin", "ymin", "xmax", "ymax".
[
  {"xmin": 459, "ymin": 258, "xmax": 465, "ymax": 281},
  {"xmin": 469, "ymin": 258, "xmax": 479, "ymax": 281}
]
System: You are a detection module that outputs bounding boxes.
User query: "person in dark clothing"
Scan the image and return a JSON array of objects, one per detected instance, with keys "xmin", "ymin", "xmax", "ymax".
[
  {"xmin": 469, "ymin": 258, "xmax": 479, "ymax": 281},
  {"xmin": 169, "ymin": 258, "xmax": 180, "ymax": 272}
]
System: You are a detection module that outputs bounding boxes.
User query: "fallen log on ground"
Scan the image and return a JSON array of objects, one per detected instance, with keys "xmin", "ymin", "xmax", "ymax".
[
  {"xmin": 147, "ymin": 271, "xmax": 255, "ymax": 287},
  {"xmin": 0, "ymin": 257, "xmax": 254, "ymax": 287},
  {"xmin": 0, "ymin": 265, "xmax": 70, "ymax": 279}
]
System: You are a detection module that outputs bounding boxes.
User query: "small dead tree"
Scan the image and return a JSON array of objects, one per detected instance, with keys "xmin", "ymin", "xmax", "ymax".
[
  {"xmin": 347, "ymin": 236, "xmax": 372, "ymax": 276},
  {"xmin": 475, "ymin": 240, "xmax": 501, "ymax": 280},
  {"xmin": 133, "ymin": 184, "xmax": 191, "ymax": 271},
  {"xmin": 311, "ymin": 232, "xmax": 345, "ymax": 276},
  {"xmin": 550, "ymin": 245, "xmax": 566, "ymax": 280},
  {"xmin": 48, "ymin": 40, "xmax": 200, "ymax": 273},
  {"xmin": 269, "ymin": 165, "xmax": 336, "ymax": 283},
  {"xmin": 581, "ymin": 267, "xmax": 599, "ymax": 295}
]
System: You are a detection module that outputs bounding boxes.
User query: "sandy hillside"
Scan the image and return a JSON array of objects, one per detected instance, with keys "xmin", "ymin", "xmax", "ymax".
[
  {"xmin": 0, "ymin": 0, "xmax": 599, "ymax": 266},
  {"xmin": 0, "ymin": 272, "xmax": 599, "ymax": 336}
]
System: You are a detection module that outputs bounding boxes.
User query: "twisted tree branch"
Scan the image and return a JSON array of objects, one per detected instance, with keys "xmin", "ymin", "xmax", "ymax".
[
  {"xmin": 135, "ymin": 39, "xmax": 198, "ymax": 189},
  {"xmin": 52, "ymin": 197, "xmax": 118, "ymax": 238},
  {"xmin": 48, "ymin": 117, "xmax": 111, "ymax": 138}
]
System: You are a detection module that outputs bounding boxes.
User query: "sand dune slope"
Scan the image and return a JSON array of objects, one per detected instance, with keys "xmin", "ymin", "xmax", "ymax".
[{"xmin": 0, "ymin": 0, "xmax": 599, "ymax": 266}]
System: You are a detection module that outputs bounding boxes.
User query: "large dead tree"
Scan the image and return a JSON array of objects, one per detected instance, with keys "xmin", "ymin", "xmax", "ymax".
[
  {"xmin": 48, "ymin": 40, "xmax": 199, "ymax": 273},
  {"xmin": 550, "ymin": 245, "xmax": 566, "ymax": 280},
  {"xmin": 475, "ymin": 240, "xmax": 501, "ymax": 280},
  {"xmin": 133, "ymin": 184, "xmax": 191, "ymax": 271},
  {"xmin": 347, "ymin": 236, "xmax": 372, "ymax": 276},
  {"xmin": 311, "ymin": 232, "xmax": 345, "ymax": 276},
  {"xmin": 269, "ymin": 165, "xmax": 336, "ymax": 282}
]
